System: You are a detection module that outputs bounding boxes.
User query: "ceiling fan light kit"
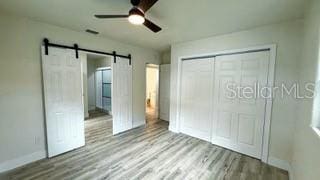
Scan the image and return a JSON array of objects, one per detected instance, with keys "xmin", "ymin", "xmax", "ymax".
[
  {"xmin": 95, "ymin": 0, "xmax": 162, "ymax": 33},
  {"xmin": 128, "ymin": 8, "xmax": 145, "ymax": 25}
]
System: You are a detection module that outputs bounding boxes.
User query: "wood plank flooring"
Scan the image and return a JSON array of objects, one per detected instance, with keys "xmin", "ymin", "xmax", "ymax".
[
  {"xmin": 86, "ymin": 109, "xmax": 110, "ymax": 120},
  {"xmin": 1, "ymin": 117, "xmax": 288, "ymax": 180}
]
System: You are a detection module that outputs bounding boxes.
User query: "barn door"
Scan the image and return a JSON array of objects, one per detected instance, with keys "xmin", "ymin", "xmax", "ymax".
[
  {"xmin": 212, "ymin": 51, "xmax": 269, "ymax": 159},
  {"xmin": 112, "ymin": 57, "xmax": 133, "ymax": 134},
  {"xmin": 41, "ymin": 46, "xmax": 85, "ymax": 157}
]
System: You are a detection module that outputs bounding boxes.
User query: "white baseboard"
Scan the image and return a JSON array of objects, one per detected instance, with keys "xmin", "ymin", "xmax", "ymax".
[
  {"xmin": 133, "ymin": 121, "xmax": 145, "ymax": 128},
  {"xmin": 160, "ymin": 117, "xmax": 169, "ymax": 121},
  {"xmin": 268, "ymin": 156, "xmax": 293, "ymax": 180},
  {"xmin": 88, "ymin": 106, "xmax": 96, "ymax": 111},
  {"xmin": 0, "ymin": 150, "xmax": 46, "ymax": 173},
  {"xmin": 169, "ymin": 125, "xmax": 178, "ymax": 133}
]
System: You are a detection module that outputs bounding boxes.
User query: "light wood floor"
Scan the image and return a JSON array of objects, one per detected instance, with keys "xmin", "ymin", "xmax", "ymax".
[
  {"xmin": 86, "ymin": 109, "xmax": 110, "ymax": 120},
  {"xmin": 146, "ymin": 106, "xmax": 159, "ymax": 125},
  {"xmin": 1, "ymin": 117, "xmax": 288, "ymax": 180}
]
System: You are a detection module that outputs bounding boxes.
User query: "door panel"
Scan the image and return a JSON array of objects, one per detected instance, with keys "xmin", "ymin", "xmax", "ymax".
[
  {"xmin": 238, "ymin": 114, "xmax": 255, "ymax": 145},
  {"xmin": 42, "ymin": 46, "xmax": 85, "ymax": 158},
  {"xmin": 180, "ymin": 59, "xmax": 213, "ymax": 141},
  {"xmin": 212, "ymin": 51, "xmax": 269, "ymax": 159},
  {"xmin": 216, "ymin": 111, "xmax": 232, "ymax": 139},
  {"xmin": 112, "ymin": 57, "xmax": 133, "ymax": 134}
]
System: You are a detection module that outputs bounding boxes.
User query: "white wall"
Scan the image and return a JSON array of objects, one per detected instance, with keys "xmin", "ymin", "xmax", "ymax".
[
  {"xmin": 87, "ymin": 57, "xmax": 97, "ymax": 111},
  {"xmin": 159, "ymin": 64, "xmax": 171, "ymax": 121},
  {"xmin": 161, "ymin": 50, "xmax": 171, "ymax": 64},
  {"xmin": 291, "ymin": 1, "xmax": 320, "ymax": 179},
  {"xmin": 0, "ymin": 12, "xmax": 160, "ymax": 171},
  {"xmin": 169, "ymin": 20, "xmax": 303, "ymax": 166},
  {"xmin": 95, "ymin": 56, "xmax": 112, "ymax": 68}
]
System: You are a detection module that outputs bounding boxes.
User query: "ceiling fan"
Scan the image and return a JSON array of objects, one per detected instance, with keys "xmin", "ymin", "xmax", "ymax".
[{"xmin": 95, "ymin": 0, "xmax": 162, "ymax": 33}]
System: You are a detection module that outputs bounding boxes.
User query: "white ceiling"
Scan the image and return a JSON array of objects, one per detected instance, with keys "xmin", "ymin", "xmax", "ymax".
[{"xmin": 0, "ymin": 0, "xmax": 308, "ymax": 52}]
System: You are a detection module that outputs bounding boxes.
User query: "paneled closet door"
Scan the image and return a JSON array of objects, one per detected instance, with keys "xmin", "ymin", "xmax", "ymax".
[
  {"xmin": 211, "ymin": 51, "xmax": 269, "ymax": 159},
  {"xmin": 180, "ymin": 58, "xmax": 214, "ymax": 141}
]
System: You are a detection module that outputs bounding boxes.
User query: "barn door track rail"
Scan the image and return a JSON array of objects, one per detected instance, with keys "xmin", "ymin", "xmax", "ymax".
[{"xmin": 43, "ymin": 38, "xmax": 131, "ymax": 65}]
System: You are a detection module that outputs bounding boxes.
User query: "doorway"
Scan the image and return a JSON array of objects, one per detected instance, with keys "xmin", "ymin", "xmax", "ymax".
[
  {"xmin": 84, "ymin": 53, "xmax": 133, "ymax": 135},
  {"xmin": 86, "ymin": 54, "xmax": 112, "ymax": 120},
  {"xmin": 145, "ymin": 64, "xmax": 159, "ymax": 125}
]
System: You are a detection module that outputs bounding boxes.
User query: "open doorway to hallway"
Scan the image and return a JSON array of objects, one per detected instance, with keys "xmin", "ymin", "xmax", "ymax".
[
  {"xmin": 145, "ymin": 64, "xmax": 160, "ymax": 125},
  {"xmin": 85, "ymin": 53, "xmax": 112, "ymax": 120},
  {"xmin": 83, "ymin": 53, "xmax": 133, "ymax": 135}
]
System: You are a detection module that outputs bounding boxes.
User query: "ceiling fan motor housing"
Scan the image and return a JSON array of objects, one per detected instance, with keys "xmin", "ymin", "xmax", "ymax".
[
  {"xmin": 131, "ymin": 0, "xmax": 140, "ymax": 6},
  {"xmin": 129, "ymin": 7, "xmax": 145, "ymax": 17}
]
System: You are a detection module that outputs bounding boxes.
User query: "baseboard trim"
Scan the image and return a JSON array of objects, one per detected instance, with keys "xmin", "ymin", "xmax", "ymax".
[
  {"xmin": 169, "ymin": 125, "xmax": 178, "ymax": 133},
  {"xmin": 160, "ymin": 118, "xmax": 169, "ymax": 122},
  {"xmin": 268, "ymin": 156, "xmax": 293, "ymax": 180},
  {"xmin": 133, "ymin": 121, "xmax": 145, "ymax": 128},
  {"xmin": 0, "ymin": 150, "xmax": 46, "ymax": 173}
]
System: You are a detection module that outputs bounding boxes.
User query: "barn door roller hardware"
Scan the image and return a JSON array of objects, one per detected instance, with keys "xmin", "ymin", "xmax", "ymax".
[
  {"xmin": 43, "ymin": 38, "xmax": 132, "ymax": 65},
  {"xmin": 112, "ymin": 51, "xmax": 132, "ymax": 65}
]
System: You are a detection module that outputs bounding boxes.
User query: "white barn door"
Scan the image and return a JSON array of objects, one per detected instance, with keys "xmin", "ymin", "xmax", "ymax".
[
  {"xmin": 180, "ymin": 58, "xmax": 214, "ymax": 141},
  {"xmin": 212, "ymin": 51, "xmax": 269, "ymax": 159},
  {"xmin": 41, "ymin": 47, "xmax": 85, "ymax": 157},
  {"xmin": 112, "ymin": 57, "xmax": 133, "ymax": 134}
]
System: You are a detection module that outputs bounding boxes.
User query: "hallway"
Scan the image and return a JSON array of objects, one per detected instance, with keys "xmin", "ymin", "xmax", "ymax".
[{"xmin": 146, "ymin": 106, "xmax": 159, "ymax": 125}]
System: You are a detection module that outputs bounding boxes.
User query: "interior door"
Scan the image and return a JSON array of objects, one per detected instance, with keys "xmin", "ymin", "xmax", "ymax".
[
  {"xmin": 180, "ymin": 58, "xmax": 214, "ymax": 141},
  {"xmin": 212, "ymin": 51, "xmax": 269, "ymax": 159},
  {"xmin": 41, "ymin": 46, "xmax": 85, "ymax": 157},
  {"xmin": 112, "ymin": 57, "xmax": 133, "ymax": 134},
  {"xmin": 159, "ymin": 64, "xmax": 171, "ymax": 121}
]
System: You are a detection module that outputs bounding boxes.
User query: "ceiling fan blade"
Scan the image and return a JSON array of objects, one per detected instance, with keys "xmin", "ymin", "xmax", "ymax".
[
  {"xmin": 95, "ymin": 15, "xmax": 128, "ymax": 18},
  {"xmin": 143, "ymin": 18, "xmax": 161, "ymax": 33},
  {"xmin": 138, "ymin": 0, "xmax": 159, "ymax": 12}
]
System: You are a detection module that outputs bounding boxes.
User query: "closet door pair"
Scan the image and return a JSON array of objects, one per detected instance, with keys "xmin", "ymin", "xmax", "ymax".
[{"xmin": 180, "ymin": 51, "xmax": 269, "ymax": 159}]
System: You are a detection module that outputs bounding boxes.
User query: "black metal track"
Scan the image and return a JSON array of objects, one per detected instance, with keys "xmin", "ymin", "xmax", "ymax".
[{"xmin": 43, "ymin": 38, "xmax": 131, "ymax": 60}]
